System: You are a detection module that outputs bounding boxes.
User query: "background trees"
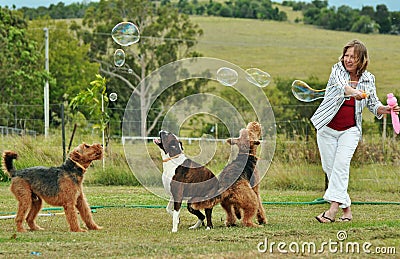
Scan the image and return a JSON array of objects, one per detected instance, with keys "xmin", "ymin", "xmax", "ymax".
[
  {"xmin": 286, "ymin": 0, "xmax": 400, "ymax": 34},
  {"xmin": 79, "ymin": 0, "xmax": 205, "ymax": 136},
  {"xmin": 27, "ymin": 18, "xmax": 99, "ymax": 127},
  {"xmin": 0, "ymin": 7, "xmax": 47, "ymax": 131},
  {"xmin": 1, "ymin": 1, "xmax": 399, "ymax": 138}
]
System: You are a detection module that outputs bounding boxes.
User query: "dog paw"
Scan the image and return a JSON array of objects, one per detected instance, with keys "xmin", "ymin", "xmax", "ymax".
[
  {"xmin": 171, "ymin": 228, "xmax": 178, "ymax": 233},
  {"xmin": 225, "ymin": 222, "xmax": 237, "ymax": 227},
  {"xmin": 188, "ymin": 219, "xmax": 203, "ymax": 230},
  {"xmin": 243, "ymin": 223, "xmax": 260, "ymax": 228},
  {"xmin": 88, "ymin": 225, "xmax": 103, "ymax": 230},
  {"xmin": 206, "ymin": 226, "xmax": 212, "ymax": 231},
  {"xmin": 30, "ymin": 226, "xmax": 44, "ymax": 231}
]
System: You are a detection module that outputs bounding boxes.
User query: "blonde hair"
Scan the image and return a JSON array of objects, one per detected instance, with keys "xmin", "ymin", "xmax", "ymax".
[{"xmin": 339, "ymin": 39, "xmax": 369, "ymax": 77}]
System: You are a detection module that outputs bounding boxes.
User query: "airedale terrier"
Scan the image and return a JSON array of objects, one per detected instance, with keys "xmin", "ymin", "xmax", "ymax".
[
  {"xmin": 218, "ymin": 122, "xmax": 267, "ymax": 227},
  {"xmin": 2, "ymin": 143, "xmax": 103, "ymax": 232}
]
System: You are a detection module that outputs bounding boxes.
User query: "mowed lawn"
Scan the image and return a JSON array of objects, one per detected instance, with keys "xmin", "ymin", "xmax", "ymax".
[{"xmin": 0, "ymin": 185, "xmax": 399, "ymax": 258}]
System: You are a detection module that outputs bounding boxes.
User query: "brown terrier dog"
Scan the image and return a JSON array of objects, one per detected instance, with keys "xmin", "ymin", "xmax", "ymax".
[
  {"xmin": 2, "ymin": 143, "xmax": 103, "ymax": 232},
  {"xmin": 218, "ymin": 122, "xmax": 267, "ymax": 227}
]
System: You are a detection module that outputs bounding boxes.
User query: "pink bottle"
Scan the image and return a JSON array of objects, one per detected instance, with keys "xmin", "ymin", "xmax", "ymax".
[{"xmin": 387, "ymin": 93, "xmax": 400, "ymax": 134}]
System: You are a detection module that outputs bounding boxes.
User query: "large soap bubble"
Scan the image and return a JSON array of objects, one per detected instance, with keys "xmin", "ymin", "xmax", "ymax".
[{"xmin": 111, "ymin": 21, "xmax": 140, "ymax": 46}]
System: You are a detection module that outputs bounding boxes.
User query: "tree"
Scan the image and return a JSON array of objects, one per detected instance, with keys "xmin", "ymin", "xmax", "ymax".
[
  {"xmin": 70, "ymin": 74, "xmax": 110, "ymax": 146},
  {"xmin": 390, "ymin": 11, "xmax": 400, "ymax": 34},
  {"xmin": 350, "ymin": 15, "xmax": 376, "ymax": 34},
  {"xmin": 0, "ymin": 7, "xmax": 48, "ymax": 132},
  {"xmin": 360, "ymin": 6, "xmax": 375, "ymax": 18},
  {"xmin": 337, "ymin": 6, "xmax": 358, "ymax": 31},
  {"xmin": 311, "ymin": 0, "xmax": 328, "ymax": 9},
  {"xmin": 27, "ymin": 18, "xmax": 100, "ymax": 127},
  {"xmin": 374, "ymin": 4, "xmax": 391, "ymax": 34},
  {"xmin": 80, "ymin": 0, "xmax": 204, "ymax": 137},
  {"xmin": 303, "ymin": 6, "xmax": 321, "ymax": 25}
]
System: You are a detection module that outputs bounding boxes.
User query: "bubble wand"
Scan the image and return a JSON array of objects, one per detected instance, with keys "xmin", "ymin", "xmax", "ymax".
[
  {"xmin": 291, "ymin": 80, "xmax": 368, "ymax": 102},
  {"xmin": 387, "ymin": 93, "xmax": 400, "ymax": 134}
]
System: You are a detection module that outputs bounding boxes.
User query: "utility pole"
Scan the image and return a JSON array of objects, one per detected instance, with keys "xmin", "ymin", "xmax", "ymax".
[{"xmin": 44, "ymin": 28, "xmax": 49, "ymax": 137}]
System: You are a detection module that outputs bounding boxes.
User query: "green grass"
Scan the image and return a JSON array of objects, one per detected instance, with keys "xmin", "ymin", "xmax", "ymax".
[
  {"xmin": 0, "ymin": 135, "xmax": 399, "ymax": 257},
  {"xmin": 0, "ymin": 185, "xmax": 399, "ymax": 258},
  {"xmin": 191, "ymin": 16, "xmax": 400, "ymax": 94}
]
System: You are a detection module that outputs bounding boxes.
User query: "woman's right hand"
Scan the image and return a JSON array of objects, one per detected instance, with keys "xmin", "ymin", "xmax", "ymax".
[{"xmin": 344, "ymin": 86, "xmax": 367, "ymax": 100}]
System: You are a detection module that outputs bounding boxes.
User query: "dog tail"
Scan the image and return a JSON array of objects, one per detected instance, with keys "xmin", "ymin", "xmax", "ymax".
[{"xmin": 2, "ymin": 151, "xmax": 18, "ymax": 177}]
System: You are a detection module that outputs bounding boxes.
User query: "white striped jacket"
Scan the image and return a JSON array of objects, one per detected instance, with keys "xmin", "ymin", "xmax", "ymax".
[{"xmin": 310, "ymin": 62, "xmax": 383, "ymax": 134}]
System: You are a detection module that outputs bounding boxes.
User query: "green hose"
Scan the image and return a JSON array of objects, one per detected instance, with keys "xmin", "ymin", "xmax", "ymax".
[{"xmin": 1, "ymin": 198, "xmax": 399, "ymax": 216}]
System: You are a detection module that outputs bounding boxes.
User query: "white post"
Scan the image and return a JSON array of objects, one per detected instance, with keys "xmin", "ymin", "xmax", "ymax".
[{"xmin": 44, "ymin": 28, "xmax": 49, "ymax": 137}]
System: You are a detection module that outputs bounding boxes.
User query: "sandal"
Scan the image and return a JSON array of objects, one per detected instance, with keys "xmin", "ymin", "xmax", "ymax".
[
  {"xmin": 339, "ymin": 217, "xmax": 352, "ymax": 222},
  {"xmin": 315, "ymin": 211, "xmax": 335, "ymax": 223}
]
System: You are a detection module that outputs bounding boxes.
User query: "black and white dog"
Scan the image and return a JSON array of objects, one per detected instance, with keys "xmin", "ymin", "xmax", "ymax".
[{"xmin": 154, "ymin": 130, "xmax": 220, "ymax": 232}]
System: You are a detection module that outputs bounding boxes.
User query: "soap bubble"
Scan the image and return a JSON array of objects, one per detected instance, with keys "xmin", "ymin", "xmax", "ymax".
[
  {"xmin": 114, "ymin": 49, "xmax": 125, "ymax": 67},
  {"xmin": 216, "ymin": 67, "xmax": 238, "ymax": 86},
  {"xmin": 111, "ymin": 22, "xmax": 140, "ymax": 46},
  {"xmin": 245, "ymin": 68, "xmax": 271, "ymax": 88},
  {"xmin": 109, "ymin": 93, "xmax": 118, "ymax": 102}
]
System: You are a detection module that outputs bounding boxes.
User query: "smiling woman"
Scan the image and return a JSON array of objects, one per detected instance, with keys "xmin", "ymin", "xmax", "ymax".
[{"xmin": 310, "ymin": 39, "xmax": 400, "ymax": 224}]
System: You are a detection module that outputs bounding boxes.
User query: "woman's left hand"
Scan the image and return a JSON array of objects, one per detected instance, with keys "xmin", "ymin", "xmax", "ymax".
[
  {"xmin": 382, "ymin": 105, "xmax": 400, "ymax": 115},
  {"xmin": 392, "ymin": 104, "xmax": 400, "ymax": 114}
]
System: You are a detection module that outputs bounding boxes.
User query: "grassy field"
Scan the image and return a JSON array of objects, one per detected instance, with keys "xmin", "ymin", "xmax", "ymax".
[
  {"xmin": 0, "ymin": 185, "xmax": 399, "ymax": 258},
  {"xmin": 191, "ymin": 16, "xmax": 400, "ymax": 94}
]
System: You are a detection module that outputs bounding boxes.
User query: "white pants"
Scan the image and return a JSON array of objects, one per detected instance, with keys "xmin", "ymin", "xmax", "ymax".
[{"xmin": 317, "ymin": 126, "xmax": 361, "ymax": 208}]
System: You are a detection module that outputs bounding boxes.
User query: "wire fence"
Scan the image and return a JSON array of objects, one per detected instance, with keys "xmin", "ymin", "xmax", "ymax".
[
  {"xmin": 0, "ymin": 103, "xmax": 398, "ymax": 161},
  {"xmin": 0, "ymin": 103, "xmax": 396, "ymax": 137},
  {"xmin": 0, "ymin": 126, "xmax": 37, "ymax": 137}
]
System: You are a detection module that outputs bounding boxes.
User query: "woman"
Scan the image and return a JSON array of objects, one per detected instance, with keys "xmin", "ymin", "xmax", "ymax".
[{"xmin": 310, "ymin": 39, "xmax": 400, "ymax": 223}]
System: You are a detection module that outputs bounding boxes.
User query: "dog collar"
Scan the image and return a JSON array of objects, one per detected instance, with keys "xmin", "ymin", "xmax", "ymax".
[
  {"xmin": 70, "ymin": 159, "xmax": 87, "ymax": 172},
  {"xmin": 162, "ymin": 154, "xmax": 182, "ymax": 163}
]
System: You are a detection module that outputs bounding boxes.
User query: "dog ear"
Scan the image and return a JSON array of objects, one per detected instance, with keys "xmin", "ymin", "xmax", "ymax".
[{"xmin": 69, "ymin": 149, "xmax": 81, "ymax": 161}]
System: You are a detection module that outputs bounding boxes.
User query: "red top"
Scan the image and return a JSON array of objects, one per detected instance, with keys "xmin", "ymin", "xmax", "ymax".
[{"xmin": 327, "ymin": 97, "xmax": 356, "ymax": 131}]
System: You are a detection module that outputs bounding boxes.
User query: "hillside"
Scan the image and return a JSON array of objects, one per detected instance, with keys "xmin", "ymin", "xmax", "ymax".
[{"xmin": 191, "ymin": 16, "xmax": 400, "ymax": 94}]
